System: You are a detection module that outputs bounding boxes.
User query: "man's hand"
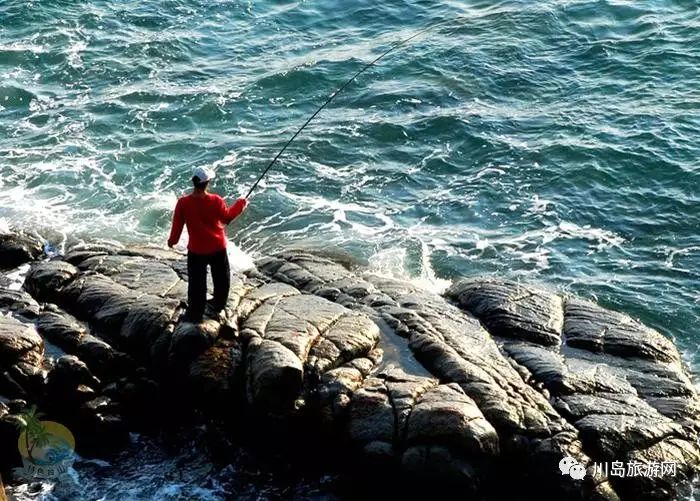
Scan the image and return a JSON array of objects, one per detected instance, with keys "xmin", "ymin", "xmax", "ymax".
[
  {"xmin": 223, "ymin": 197, "xmax": 248, "ymax": 224},
  {"xmin": 167, "ymin": 240, "xmax": 175, "ymax": 248}
]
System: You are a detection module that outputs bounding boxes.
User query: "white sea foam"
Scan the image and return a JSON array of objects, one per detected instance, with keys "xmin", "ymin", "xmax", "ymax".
[
  {"xmin": 0, "ymin": 40, "xmax": 47, "ymax": 53},
  {"xmin": 3, "ymin": 264, "xmax": 30, "ymax": 290},
  {"xmin": 228, "ymin": 242, "xmax": 255, "ymax": 273},
  {"xmin": 475, "ymin": 167, "xmax": 507, "ymax": 179},
  {"xmin": 67, "ymin": 40, "xmax": 88, "ymax": 68},
  {"xmin": 275, "ymin": 184, "xmax": 396, "ymax": 237},
  {"xmin": 528, "ymin": 194, "xmax": 555, "ymax": 215},
  {"xmin": 210, "ymin": 151, "xmax": 238, "ymax": 171},
  {"xmin": 367, "ymin": 244, "xmax": 451, "ymax": 295},
  {"xmin": 665, "ymin": 246, "xmax": 700, "ymax": 273}
]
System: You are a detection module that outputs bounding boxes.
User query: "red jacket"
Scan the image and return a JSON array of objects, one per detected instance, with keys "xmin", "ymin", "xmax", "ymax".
[{"xmin": 168, "ymin": 193, "xmax": 247, "ymax": 255}]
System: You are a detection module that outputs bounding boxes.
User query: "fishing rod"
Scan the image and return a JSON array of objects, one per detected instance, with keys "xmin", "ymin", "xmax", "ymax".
[{"xmin": 245, "ymin": 16, "xmax": 457, "ymax": 199}]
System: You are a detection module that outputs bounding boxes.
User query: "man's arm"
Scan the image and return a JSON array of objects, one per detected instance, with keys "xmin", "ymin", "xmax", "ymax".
[
  {"xmin": 168, "ymin": 200, "xmax": 185, "ymax": 247},
  {"xmin": 220, "ymin": 197, "xmax": 248, "ymax": 225}
]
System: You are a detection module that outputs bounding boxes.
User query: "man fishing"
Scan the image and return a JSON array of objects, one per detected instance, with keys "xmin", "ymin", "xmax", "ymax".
[
  {"xmin": 167, "ymin": 23, "xmax": 444, "ymax": 323},
  {"xmin": 168, "ymin": 166, "xmax": 248, "ymax": 323}
]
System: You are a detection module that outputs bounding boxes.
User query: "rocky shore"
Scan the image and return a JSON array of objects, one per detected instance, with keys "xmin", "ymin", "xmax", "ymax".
[{"xmin": 0, "ymin": 229, "xmax": 698, "ymax": 500}]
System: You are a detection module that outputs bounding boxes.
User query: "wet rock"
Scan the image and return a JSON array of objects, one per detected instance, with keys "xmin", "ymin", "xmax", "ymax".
[
  {"xmin": 564, "ymin": 299, "xmax": 681, "ymax": 364},
  {"xmin": 119, "ymin": 296, "xmax": 180, "ymax": 357},
  {"xmin": 82, "ymin": 395, "xmax": 121, "ymax": 415},
  {"xmin": 63, "ymin": 242, "xmax": 123, "ymax": 266},
  {"xmin": 406, "ymin": 382, "xmax": 499, "ymax": 457},
  {"xmin": 259, "ymin": 253, "xmax": 569, "ymax": 436},
  {"xmin": 0, "ymin": 316, "xmax": 44, "ymax": 368},
  {"xmin": 0, "ymin": 413, "xmax": 24, "ymax": 470},
  {"xmin": 61, "ymin": 273, "xmax": 135, "ymax": 323},
  {"xmin": 35, "ymin": 307, "xmax": 86, "ymax": 351},
  {"xmin": 239, "ymin": 287, "xmax": 380, "ymax": 413},
  {"xmin": 60, "ymin": 272, "xmax": 181, "ymax": 361},
  {"xmin": 448, "ymin": 281, "xmax": 700, "ymax": 500},
  {"xmin": 5, "ymin": 363, "xmax": 46, "ymax": 398},
  {"xmin": 24, "ymin": 260, "xmax": 79, "ymax": 302},
  {"xmin": 188, "ymin": 338, "xmax": 243, "ymax": 405},
  {"xmin": 45, "ymin": 356, "xmax": 100, "ymax": 408},
  {"xmin": 257, "ymin": 252, "xmax": 614, "ymax": 499},
  {"xmin": 48, "ymin": 355, "xmax": 100, "ymax": 388},
  {"xmin": 0, "ymin": 371, "xmax": 28, "ymax": 399},
  {"xmin": 246, "ymin": 337, "xmax": 303, "ymax": 412},
  {"xmin": 77, "ymin": 400, "xmax": 129, "ymax": 453},
  {"xmin": 6, "ymin": 399, "xmax": 27, "ymax": 415},
  {"xmin": 78, "ymin": 254, "xmax": 186, "ymax": 299},
  {"xmin": 0, "ymin": 241, "xmax": 696, "ymax": 500},
  {"xmin": 101, "ymin": 374, "xmax": 160, "ymax": 426},
  {"xmin": 75, "ymin": 335, "xmax": 136, "ymax": 382},
  {"xmin": 446, "ymin": 278, "xmax": 563, "ymax": 346},
  {"xmin": 35, "ymin": 308, "xmax": 135, "ymax": 382},
  {"xmin": 348, "ymin": 368, "xmax": 498, "ymax": 492},
  {"xmin": 0, "ymin": 231, "xmax": 43, "ymax": 269},
  {"xmin": 0, "ymin": 288, "xmax": 41, "ymax": 320},
  {"xmin": 168, "ymin": 320, "xmax": 220, "ymax": 368},
  {"xmin": 318, "ymin": 350, "xmax": 382, "ymax": 422}
]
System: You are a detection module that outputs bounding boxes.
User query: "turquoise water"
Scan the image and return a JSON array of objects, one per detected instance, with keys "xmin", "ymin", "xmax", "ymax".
[{"xmin": 1, "ymin": 0, "xmax": 699, "ymax": 495}]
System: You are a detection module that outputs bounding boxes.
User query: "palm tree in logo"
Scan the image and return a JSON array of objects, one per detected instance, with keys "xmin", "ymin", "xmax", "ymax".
[{"xmin": 15, "ymin": 406, "xmax": 51, "ymax": 464}]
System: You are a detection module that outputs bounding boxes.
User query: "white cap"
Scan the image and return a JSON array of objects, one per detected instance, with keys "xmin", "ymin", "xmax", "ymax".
[{"xmin": 193, "ymin": 166, "xmax": 215, "ymax": 183}]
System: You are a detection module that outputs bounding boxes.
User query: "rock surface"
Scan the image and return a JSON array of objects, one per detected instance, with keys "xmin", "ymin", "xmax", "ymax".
[
  {"xmin": 0, "ymin": 316, "xmax": 43, "ymax": 368},
  {"xmin": 0, "ymin": 231, "xmax": 43, "ymax": 270},
  {"xmin": 0, "ymin": 238, "xmax": 697, "ymax": 500},
  {"xmin": 447, "ymin": 278, "xmax": 700, "ymax": 500}
]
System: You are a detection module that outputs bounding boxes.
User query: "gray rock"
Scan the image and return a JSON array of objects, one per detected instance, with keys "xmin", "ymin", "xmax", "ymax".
[
  {"xmin": 24, "ymin": 260, "xmax": 79, "ymax": 302},
  {"xmin": 35, "ymin": 308, "xmax": 86, "ymax": 352},
  {"xmin": 564, "ymin": 298, "xmax": 680, "ymax": 364},
  {"xmin": 239, "ymin": 285, "xmax": 380, "ymax": 413},
  {"xmin": 62, "ymin": 273, "xmax": 134, "ymax": 321},
  {"xmin": 256, "ymin": 252, "xmax": 616, "ymax": 499},
  {"xmin": 44, "ymin": 355, "xmax": 100, "ymax": 411},
  {"xmin": 5, "ymin": 362, "xmax": 46, "ymax": 398},
  {"xmin": 0, "ymin": 316, "xmax": 44, "ymax": 368},
  {"xmin": 318, "ymin": 350, "xmax": 382, "ymax": 421},
  {"xmin": 453, "ymin": 283, "xmax": 700, "ymax": 500},
  {"xmin": 48, "ymin": 355, "xmax": 100, "ymax": 389},
  {"xmin": 78, "ymin": 254, "xmax": 185, "ymax": 299},
  {"xmin": 119, "ymin": 295, "xmax": 180, "ymax": 356},
  {"xmin": 406, "ymin": 382, "xmax": 499, "ymax": 457},
  {"xmin": 0, "ymin": 288, "xmax": 41, "ymax": 320},
  {"xmin": 246, "ymin": 337, "xmax": 303, "ymax": 412},
  {"xmin": 169, "ymin": 320, "xmax": 220, "ymax": 368},
  {"xmin": 63, "ymin": 242, "xmax": 123, "ymax": 266},
  {"xmin": 188, "ymin": 338, "xmax": 243, "ymax": 404},
  {"xmin": 348, "ymin": 368, "xmax": 498, "ymax": 492},
  {"xmin": 446, "ymin": 278, "xmax": 563, "ymax": 346},
  {"xmin": 0, "ymin": 231, "xmax": 43, "ymax": 269},
  {"xmin": 76, "ymin": 334, "xmax": 135, "ymax": 382},
  {"xmin": 0, "ymin": 238, "xmax": 695, "ymax": 500}
]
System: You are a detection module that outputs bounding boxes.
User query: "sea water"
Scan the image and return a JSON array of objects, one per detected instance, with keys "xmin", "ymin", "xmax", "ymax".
[{"xmin": 1, "ymin": 0, "xmax": 698, "ymax": 498}]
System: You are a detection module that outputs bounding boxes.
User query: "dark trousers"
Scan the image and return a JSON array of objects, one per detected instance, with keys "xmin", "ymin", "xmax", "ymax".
[{"xmin": 186, "ymin": 249, "xmax": 230, "ymax": 322}]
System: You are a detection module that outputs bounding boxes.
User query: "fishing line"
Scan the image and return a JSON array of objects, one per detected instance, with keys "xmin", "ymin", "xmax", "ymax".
[{"xmin": 245, "ymin": 16, "xmax": 458, "ymax": 199}]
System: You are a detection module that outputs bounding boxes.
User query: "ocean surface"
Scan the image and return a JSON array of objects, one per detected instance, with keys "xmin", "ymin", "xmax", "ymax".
[{"xmin": 1, "ymin": 0, "xmax": 699, "ymax": 498}]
